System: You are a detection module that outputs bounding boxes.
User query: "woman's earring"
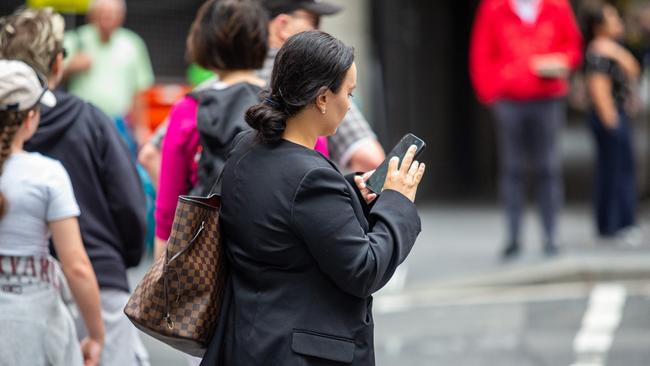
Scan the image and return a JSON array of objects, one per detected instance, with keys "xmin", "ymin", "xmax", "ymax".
[{"xmin": 321, "ymin": 109, "xmax": 326, "ymax": 114}]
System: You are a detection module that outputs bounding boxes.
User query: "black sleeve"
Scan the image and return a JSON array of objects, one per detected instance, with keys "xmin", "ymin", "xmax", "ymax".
[
  {"xmin": 292, "ymin": 167, "xmax": 421, "ymax": 299},
  {"xmin": 94, "ymin": 107, "xmax": 147, "ymax": 267},
  {"xmin": 228, "ymin": 130, "xmax": 255, "ymax": 156},
  {"xmin": 585, "ymin": 53, "xmax": 614, "ymax": 76}
]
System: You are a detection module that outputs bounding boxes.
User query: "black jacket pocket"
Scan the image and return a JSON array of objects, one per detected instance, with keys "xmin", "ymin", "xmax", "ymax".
[{"xmin": 291, "ymin": 330, "xmax": 355, "ymax": 363}]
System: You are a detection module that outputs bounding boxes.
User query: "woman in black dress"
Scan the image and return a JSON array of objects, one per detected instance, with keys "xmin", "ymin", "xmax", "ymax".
[
  {"xmin": 202, "ymin": 30, "xmax": 426, "ymax": 365},
  {"xmin": 583, "ymin": 3, "xmax": 640, "ymax": 239}
]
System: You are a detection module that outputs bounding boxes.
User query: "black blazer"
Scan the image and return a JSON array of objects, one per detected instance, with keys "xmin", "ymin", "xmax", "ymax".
[{"xmin": 201, "ymin": 130, "xmax": 421, "ymax": 365}]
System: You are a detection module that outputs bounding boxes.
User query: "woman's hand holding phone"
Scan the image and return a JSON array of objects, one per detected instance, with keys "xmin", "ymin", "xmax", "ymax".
[
  {"xmin": 382, "ymin": 145, "xmax": 426, "ymax": 202},
  {"xmin": 354, "ymin": 170, "xmax": 377, "ymax": 204}
]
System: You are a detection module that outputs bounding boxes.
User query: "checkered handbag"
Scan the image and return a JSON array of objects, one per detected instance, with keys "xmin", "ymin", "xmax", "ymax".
[{"xmin": 124, "ymin": 193, "xmax": 227, "ymax": 357}]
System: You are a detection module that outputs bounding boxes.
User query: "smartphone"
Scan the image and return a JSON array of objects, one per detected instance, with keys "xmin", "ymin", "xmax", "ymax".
[{"xmin": 366, "ymin": 133, "xmax": 426, "ymax": 194}]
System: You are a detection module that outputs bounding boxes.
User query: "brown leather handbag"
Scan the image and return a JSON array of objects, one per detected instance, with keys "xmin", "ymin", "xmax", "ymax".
[{"xmin": 124, "ymin": 192, "xmax": 227, "ymax": 357}]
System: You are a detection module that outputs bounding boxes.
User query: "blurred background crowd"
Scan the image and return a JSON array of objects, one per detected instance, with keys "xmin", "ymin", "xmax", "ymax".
[{"xmin": 1, "ymin": 0, "xmax": 648, "ymax": 206}]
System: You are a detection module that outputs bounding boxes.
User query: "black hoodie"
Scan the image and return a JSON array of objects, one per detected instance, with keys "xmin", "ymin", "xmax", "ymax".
[
  {"xmin": 25, "ymin": 90, "xmax": 146, "ymax": 292},
  {"xmin": 190, "ymin": 82, "xmax": 262, "ymax": 196}
]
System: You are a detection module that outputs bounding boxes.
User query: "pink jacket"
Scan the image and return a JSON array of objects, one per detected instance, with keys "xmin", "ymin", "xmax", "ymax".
[{"xmin": 155, "ymin": 96, "xmax": 329, "ymax": 241}]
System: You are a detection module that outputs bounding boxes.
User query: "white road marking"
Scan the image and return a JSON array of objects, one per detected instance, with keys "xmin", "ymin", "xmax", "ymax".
[{"xmin": 571, "ymin": 283, "xmax": 627, "ymax": 366}]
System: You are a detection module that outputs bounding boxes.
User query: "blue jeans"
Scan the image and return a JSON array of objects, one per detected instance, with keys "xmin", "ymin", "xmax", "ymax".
[
  {"xmin": 493, "ymin": 98, "xmax": 565, "ymax": 247},
  {"xmin": 588, "ymin": 109, "xmax": 636, "ymax": 236}
]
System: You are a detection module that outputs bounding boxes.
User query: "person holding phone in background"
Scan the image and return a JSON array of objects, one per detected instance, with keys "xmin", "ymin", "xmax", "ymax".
[
  {"xmin": 201, "ymin": 30, "xmax": 425, "ymax": 365},
  {"xmin": 470, "ymin": 0, "xmax": 583, "ymax": 258}
]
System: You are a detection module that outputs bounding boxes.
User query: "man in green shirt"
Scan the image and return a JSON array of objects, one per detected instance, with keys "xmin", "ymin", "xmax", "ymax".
[{"xmin": 64, "ymin": 0, "xmax": 154, "ymax": 144}]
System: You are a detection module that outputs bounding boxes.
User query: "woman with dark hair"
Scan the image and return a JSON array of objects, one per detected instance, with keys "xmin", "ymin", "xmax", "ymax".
[
  {"xmin": 157, "ymin": 0, "xmax": 255, "ymax": 256},
  {"xmin": 583, "ymin": 3, "xmax": 640, "ymax": 240},
  {"xmin": 202, "ymin": 30, "xmax": 425, "ymax": 365},
  {"xmin": 155, "ymin": 0, "xmax": 330, "ymax": 260}
]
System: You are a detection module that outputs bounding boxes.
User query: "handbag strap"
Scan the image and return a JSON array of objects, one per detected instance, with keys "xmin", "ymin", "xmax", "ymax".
[{"xmin": 207, "ymin": 168, "xmax": 225, "ymax": 195}]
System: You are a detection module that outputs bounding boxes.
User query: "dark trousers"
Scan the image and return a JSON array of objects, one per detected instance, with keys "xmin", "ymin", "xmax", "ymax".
[
  {"xmin": 588, "ymin": 110, "xmax": 636, "ymax": 236},
  {"xmin": 493, "ymin": 99, "xmax": 565, "ymax": 247}
]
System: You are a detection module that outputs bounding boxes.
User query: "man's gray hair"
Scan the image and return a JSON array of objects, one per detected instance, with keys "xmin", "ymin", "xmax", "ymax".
[
  {"xmin": 0, "ymin": 7, "xmax": 65, "ymax": 77},
  {"xmin": 89, "ymin": 0, "xmax": 127, "ymax": 15}
]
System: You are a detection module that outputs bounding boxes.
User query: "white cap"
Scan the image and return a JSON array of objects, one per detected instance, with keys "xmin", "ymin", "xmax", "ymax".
[{"xmin": 0, "ymin": 59, "xmax": 56, "ymax": 111}]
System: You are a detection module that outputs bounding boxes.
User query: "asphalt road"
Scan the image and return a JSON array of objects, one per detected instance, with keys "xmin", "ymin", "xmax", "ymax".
[{"xmin": 374, "ymin": 282, "xmax": 650, "ymax": 366}]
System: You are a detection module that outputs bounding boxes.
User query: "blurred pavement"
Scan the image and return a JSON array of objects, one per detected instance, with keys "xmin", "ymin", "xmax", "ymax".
[{"xmin": 386, "ymin": 202, "xmax": 650, "ymax": 290}]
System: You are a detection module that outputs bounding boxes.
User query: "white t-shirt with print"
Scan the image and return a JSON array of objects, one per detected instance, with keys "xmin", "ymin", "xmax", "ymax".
[{"xmin": 0, "ymin": 152, "xmax": 80, "ymax": 257}]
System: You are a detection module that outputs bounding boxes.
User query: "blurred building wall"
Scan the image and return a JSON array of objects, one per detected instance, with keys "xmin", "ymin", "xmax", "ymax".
[
  {"xmin": 321, "ymin": 0, "xmax": 374, "ymax": 120},
  {"xmin": 119, "ymin": 0, "xmax": 204, "ymax": 82},
  {"xmin": 0, "ymin": 0, "xmax": 23, "ymax": 16},
  {"xmin": 371, "ymin": 0, "xmax": 494, "ymax": 200}
]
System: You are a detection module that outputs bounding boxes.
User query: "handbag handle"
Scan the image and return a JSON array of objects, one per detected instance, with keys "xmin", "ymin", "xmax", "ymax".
[
  {"xmin": 167, "ymin": 221, "xmax": 205, "ymax": 264},
  {"xmin": 207, "ymin": 168, "xmax": 225, "ymax": 196},
  {"xmin": 162, "ymin": 218, "xmax": 208, "ymax": 329}
]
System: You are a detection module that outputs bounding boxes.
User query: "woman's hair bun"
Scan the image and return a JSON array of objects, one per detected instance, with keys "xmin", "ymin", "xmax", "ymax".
[
  {"xmin": 246, "ymin": 30, "xmax": 354, "ymax": 144},
  {"xmin": 245, "ymin": 103, "xmax": 288, "ymax": 144}
]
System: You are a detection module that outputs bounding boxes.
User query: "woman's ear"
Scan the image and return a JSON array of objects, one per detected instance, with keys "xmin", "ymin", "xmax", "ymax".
[
  {"xmin": 25, "ymin": 109, "xmax": 40, "ymax": 131},
  {"xmin": 51, "ymin": 53, "xmax": 64, "ymax": 85},
  {"xmin": 315, "ymin": 88, "xmax": 328, "ymax": 113}
]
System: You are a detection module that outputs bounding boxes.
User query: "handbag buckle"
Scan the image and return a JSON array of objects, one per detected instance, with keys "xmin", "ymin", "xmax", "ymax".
[{"xmin": 164, "ymin": 314, "xmax": 174, "ymax": 330}]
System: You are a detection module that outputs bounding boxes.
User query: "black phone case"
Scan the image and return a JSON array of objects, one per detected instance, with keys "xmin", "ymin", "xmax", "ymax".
[{"xmin": 366, "ymin": 133, "xmax": 426, "ymax": 194}]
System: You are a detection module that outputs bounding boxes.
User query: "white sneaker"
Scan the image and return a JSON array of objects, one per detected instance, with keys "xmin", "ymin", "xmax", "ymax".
[{"xmin": 620, "ymin": 226, "xmax": 644, "ymax": 247}]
